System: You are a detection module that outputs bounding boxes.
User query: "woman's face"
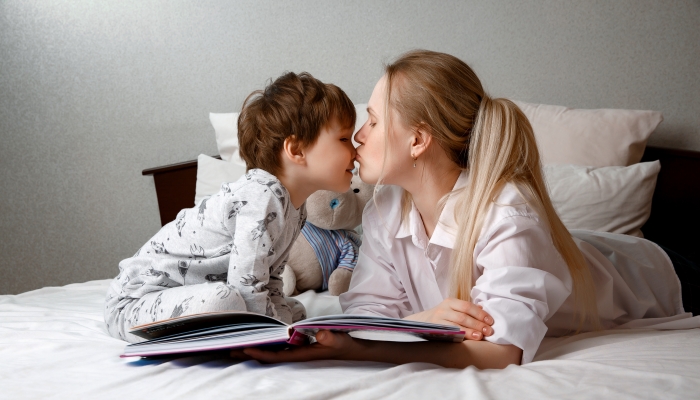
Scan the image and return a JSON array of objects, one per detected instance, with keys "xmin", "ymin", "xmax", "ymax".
[{"xmin": 354, "ymin": 75, "xmax": 413, "ymax": 185}]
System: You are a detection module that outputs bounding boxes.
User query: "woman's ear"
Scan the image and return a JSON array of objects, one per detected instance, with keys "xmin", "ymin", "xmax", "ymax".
[
  {"xmin": 410, "ymin": 124, "xmax": 433, "ymax": 158},
  {"xmin": 283, "ymin": 136, "xmax": 306, "ymax": 166}
]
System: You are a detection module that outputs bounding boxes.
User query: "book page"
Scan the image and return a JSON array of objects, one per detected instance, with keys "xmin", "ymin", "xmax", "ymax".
[{"xmin": 129, "ymin": 311, "xmax": 287, "ymax": 340}]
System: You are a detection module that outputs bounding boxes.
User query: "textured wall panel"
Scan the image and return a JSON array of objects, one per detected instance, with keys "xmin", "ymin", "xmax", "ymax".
[{"xmin": 1, "ymin": 0, "xmax": 698, "ymax": 293}]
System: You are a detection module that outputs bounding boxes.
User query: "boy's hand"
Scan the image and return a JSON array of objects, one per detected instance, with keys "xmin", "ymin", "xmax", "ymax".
[{"xmin": 403, "ymin": 298, "xmax": 494, "ymax": 340}]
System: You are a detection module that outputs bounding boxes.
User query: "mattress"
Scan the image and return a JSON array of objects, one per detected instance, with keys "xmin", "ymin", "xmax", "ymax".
[{"xmin": 1, "ymin": 280, "xmax": 699, "ymax": 399}]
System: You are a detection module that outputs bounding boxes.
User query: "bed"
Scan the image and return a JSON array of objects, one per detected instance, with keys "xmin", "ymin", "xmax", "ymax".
[
  {"xmin": 3, "ymin": 100, "xmax": 700, "ymax": 398},
  {"xmin": 3, "ymin": 270, "xmax": 700, "ymax": 398},
  {"xmin": 1, "ymin": 145, "xmax": 698, "ymax": 400}
]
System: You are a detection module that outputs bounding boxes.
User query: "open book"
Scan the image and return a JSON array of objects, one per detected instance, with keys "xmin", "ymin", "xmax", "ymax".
[{"xmin": 122, "ymin": 312, "xmax": 465, "ymax": 358}]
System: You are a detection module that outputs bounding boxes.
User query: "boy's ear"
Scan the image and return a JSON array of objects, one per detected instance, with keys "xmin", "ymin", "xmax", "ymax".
[
  {"xmin": 410, "ymin": 124, "xmax": 432, "ymax": 158},
  {"xmin": 283, "ymin": 136, "xmax": 306, "ymax": 165}
]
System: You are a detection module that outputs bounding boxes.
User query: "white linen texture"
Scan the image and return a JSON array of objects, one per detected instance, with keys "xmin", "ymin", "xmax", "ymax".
[{"xmin": 2, "ymin": 280, "xmax": 700, "ymax": 399}]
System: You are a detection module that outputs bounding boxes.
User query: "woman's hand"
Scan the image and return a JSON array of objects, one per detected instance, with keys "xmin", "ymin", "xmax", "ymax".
[
  {"xmin": 404, "ymin": 298, "xmax": 494, "ymax": 340},
  {"xmin": 236, "ymin": 330, "xmax": 359, "ymax": 363},
  {"xmin": 236, "ymin": 326, "xmax": 519, "ymax": 369}
]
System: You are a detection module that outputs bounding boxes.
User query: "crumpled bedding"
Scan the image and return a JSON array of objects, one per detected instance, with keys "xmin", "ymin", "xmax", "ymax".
[{"xmin": 1, "ymin": 280, "xmax": 699, "ymax": 400}]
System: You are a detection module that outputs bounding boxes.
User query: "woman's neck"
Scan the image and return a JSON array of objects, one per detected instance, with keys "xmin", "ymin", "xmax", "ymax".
[{"xmin": 403, "ymin": 165, "xmax": 461, "ymax": 238}]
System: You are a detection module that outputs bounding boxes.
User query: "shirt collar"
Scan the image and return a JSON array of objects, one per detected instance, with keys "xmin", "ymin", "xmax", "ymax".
[{"xmin": 395, "ymin": 170, "xmax": 468, "ymax": 250}]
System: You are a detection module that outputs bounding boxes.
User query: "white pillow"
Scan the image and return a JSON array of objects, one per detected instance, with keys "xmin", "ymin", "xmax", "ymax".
[
  {"xmin": 194, "ymin": 154, "xmax": 247, "ymax": 205},
  {"xmin": 209, "ymin": 113, "xmax": 246, "ymax": 166},
  {"xmin": 514, "ymin": 101, "xmax": 663, "ymax": 167},
  {"xmin": 543, "ymin": 161, "xmax": 660, "ymax": 237},
  {"xmin": 211, "ymin": 104, "xmax": 369, "ymax": 159}
]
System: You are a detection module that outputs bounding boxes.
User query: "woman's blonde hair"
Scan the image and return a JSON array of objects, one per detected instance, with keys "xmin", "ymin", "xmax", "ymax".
[{"xmin": 384, "ymin": 50, "xmax": 599, "ymax": 328}]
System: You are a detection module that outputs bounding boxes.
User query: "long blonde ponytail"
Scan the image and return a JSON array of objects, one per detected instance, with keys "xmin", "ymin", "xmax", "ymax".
[
  {"xmin": 451, "ymin": 96, "xmax": 599, "ymax": 329},
  {"xmin": 385, "ymin": 50, "xmax": 599, "ymax": 329}
]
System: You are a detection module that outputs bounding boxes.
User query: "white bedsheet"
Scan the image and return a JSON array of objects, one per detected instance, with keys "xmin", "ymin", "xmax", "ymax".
[{"xmin": 1, "ymin": 280, "xmax": 699, "ymax": 400}]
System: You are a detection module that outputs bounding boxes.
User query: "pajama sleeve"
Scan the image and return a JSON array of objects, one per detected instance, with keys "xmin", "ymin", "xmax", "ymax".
[
  {"xmin": 471, "ymin": 215, "xmax": 573, "ymax": 364},
  {"xmin": 223, "ymin": 181, "xmax": 288, "ymax": 319}
]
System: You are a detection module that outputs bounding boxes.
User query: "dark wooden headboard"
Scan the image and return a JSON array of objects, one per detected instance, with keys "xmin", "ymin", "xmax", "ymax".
[{"xmin": 143, "ymin": 147, "xmax": 700, "ymax": 266}]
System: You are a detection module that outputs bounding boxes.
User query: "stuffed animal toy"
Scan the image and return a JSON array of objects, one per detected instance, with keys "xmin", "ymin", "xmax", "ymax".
[{"xmin": 281, "ymin": 172, "xmax": 374, "ymax": 296}]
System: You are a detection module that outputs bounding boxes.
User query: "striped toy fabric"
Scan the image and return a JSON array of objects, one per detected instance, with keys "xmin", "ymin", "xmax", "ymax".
[{"xmin": 300, "ymin": 222, "xmax": 362, "ymax": 291}]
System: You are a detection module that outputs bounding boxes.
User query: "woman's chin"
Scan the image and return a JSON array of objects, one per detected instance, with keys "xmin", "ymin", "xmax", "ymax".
[{"xmin": 357, "ymin": 168, "xmax": 378, "ymax": 185}]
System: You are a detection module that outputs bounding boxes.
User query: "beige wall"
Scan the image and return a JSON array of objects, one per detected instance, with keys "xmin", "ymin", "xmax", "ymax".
[{"xmin": 1, "ymin": 0, "xmax": 699, "ymax": 294}]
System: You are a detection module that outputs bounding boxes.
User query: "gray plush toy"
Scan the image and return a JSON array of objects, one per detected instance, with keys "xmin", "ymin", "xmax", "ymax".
[{"xmin": 281, "ymin": 172, "xmax": 374, "ymax": 296}]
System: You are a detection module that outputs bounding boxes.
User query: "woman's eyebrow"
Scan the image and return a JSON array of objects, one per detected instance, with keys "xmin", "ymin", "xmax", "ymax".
[{"xmin": 367, "ymin": 107, "xmax": 377, "ymax": 117}]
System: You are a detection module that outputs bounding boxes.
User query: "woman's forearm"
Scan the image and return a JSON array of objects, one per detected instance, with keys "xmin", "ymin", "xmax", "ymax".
[{"xmin": 347, "ymin": 338, "xmax": 522, "ymax": 369}]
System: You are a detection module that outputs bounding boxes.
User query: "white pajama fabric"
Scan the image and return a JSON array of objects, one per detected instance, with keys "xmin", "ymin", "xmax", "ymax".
[
  {"xmin": 340, "ymin": 171, "xmax": 694, "ymax": 364},
  {"xmin": 105, "ymin": 168, "xmax": 307, "ymax": 342}
]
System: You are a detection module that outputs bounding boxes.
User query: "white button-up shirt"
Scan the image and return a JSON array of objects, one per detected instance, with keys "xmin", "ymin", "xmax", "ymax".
[{"xmin": 340, "ymin": 171, "xmax": 690, "ymax": 363}]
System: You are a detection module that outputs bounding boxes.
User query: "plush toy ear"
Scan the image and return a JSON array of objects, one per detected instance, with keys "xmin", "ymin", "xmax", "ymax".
[{"xmin": 349, "ymin": 173, "xmax": 375, "ymax": 225}]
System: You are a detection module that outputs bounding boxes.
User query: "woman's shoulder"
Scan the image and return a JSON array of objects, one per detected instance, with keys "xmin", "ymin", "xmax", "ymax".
[{"xmin": 479, "ymin": 182, "xmax": 544, "ymax": 239}]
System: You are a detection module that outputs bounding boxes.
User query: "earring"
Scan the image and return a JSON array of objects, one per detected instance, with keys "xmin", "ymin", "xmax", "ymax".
[{"xmin": 412, "ymin": 154, "xmax": 417, "ymax": 168}]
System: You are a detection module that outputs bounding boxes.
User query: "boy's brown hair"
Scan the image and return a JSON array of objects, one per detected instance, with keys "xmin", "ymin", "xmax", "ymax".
[{"xmin": 238, "ymin": 72, "xmax": 356, "ymax": 175}]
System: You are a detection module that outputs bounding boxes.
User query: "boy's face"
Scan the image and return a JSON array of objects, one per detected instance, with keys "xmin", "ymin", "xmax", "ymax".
[{"xmin": 304, "ymin": 118, "xmax": 357, "ymax": 193}]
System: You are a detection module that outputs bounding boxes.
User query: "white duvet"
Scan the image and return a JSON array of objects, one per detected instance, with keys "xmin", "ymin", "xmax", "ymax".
[{"xmin": 1, "ymin": 280, "xmax": 699, "ymax": 400}]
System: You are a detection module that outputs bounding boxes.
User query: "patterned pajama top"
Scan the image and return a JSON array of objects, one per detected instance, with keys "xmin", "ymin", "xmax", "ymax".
[{"xmin": 110, "ymin": 168, "xmax": 306, "ymax": 324}]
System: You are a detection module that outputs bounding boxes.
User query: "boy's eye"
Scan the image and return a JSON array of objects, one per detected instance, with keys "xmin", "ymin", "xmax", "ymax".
[{"xmin": 340, "ymin": 138, "xmax": 349, "ymax": 142}]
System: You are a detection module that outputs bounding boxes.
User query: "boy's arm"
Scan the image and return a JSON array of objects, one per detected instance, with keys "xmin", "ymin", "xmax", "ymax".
[
  {"xmin": 266, "ymin": 260, "xmax": 291, "ymax": 323},
  {"xmin": 223, "ymin": 180, "xmax": 287, "ymax": 318}
]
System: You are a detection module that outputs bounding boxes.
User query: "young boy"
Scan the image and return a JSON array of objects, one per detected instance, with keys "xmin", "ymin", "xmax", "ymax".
[{"xmin": 105, "ymin": 72, "xmax": 357, "ymax": 343}]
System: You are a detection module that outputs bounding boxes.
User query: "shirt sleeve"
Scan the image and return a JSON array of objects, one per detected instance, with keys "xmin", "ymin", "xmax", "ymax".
[
  {"xmin": 471, "ymin": 215, "xmax": 573, "ymax": 364},
  {"xmin": 339, "ymin": 225, "xmax": 412, "ymax": 318},
  {"xmin": 223, "ymin": 181, "xmax": 288, "ymax": 320}
]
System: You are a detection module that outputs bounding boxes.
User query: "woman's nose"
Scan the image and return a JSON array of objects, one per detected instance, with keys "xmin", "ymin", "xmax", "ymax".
[{"xmin": 354, "ymin": 124, "xmax": 366, "ymax": 145}]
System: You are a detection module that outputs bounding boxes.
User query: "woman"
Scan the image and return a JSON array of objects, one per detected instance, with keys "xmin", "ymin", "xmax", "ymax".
[{"xmin": 242, "ymin": 50, "xmax": 695, "ymax": 369}]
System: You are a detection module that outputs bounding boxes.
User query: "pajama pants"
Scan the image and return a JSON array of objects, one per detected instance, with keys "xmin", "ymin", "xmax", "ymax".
[{"xmin": 104, "ymin": 282, "xmax": 306, "ymax": 343}]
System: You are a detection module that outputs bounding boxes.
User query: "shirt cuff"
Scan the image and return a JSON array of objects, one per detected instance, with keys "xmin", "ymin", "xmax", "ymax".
[{"xmin": 481, "ymin": 298, "xmax": 549, "ymax": 364}]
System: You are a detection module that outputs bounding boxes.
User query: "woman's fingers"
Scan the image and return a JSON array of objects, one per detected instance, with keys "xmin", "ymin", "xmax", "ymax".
[
  {"xmin": 243, "ymin": 346, "xmax": 302, "ymax": 363},
  {"xmin": 241, "ymin": 331, "xmax": 351, "ymax": 363},
  {"xmin": 463, "ymin": 328, "xmax": 483, "ymax": 340},
  {"xmin": 447, "ymin": 298, "xmax": 494, "ymax": 325},
  {"xmin": 229, "ymin": 348, "xmax": 253, "ymax": 360},
  {"xmin": 315, "ymin": 330, "xmax": 348, "ymax": 348},
  {"xmin": 442, "ymin": 309, "xmax": 493, "ymax": 337}
]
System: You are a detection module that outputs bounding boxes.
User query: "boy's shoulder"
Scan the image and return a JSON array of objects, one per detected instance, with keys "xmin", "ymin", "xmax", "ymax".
[{"xmin": 221, "ymin": 168, "xmax": 290, "ymax": 208}]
